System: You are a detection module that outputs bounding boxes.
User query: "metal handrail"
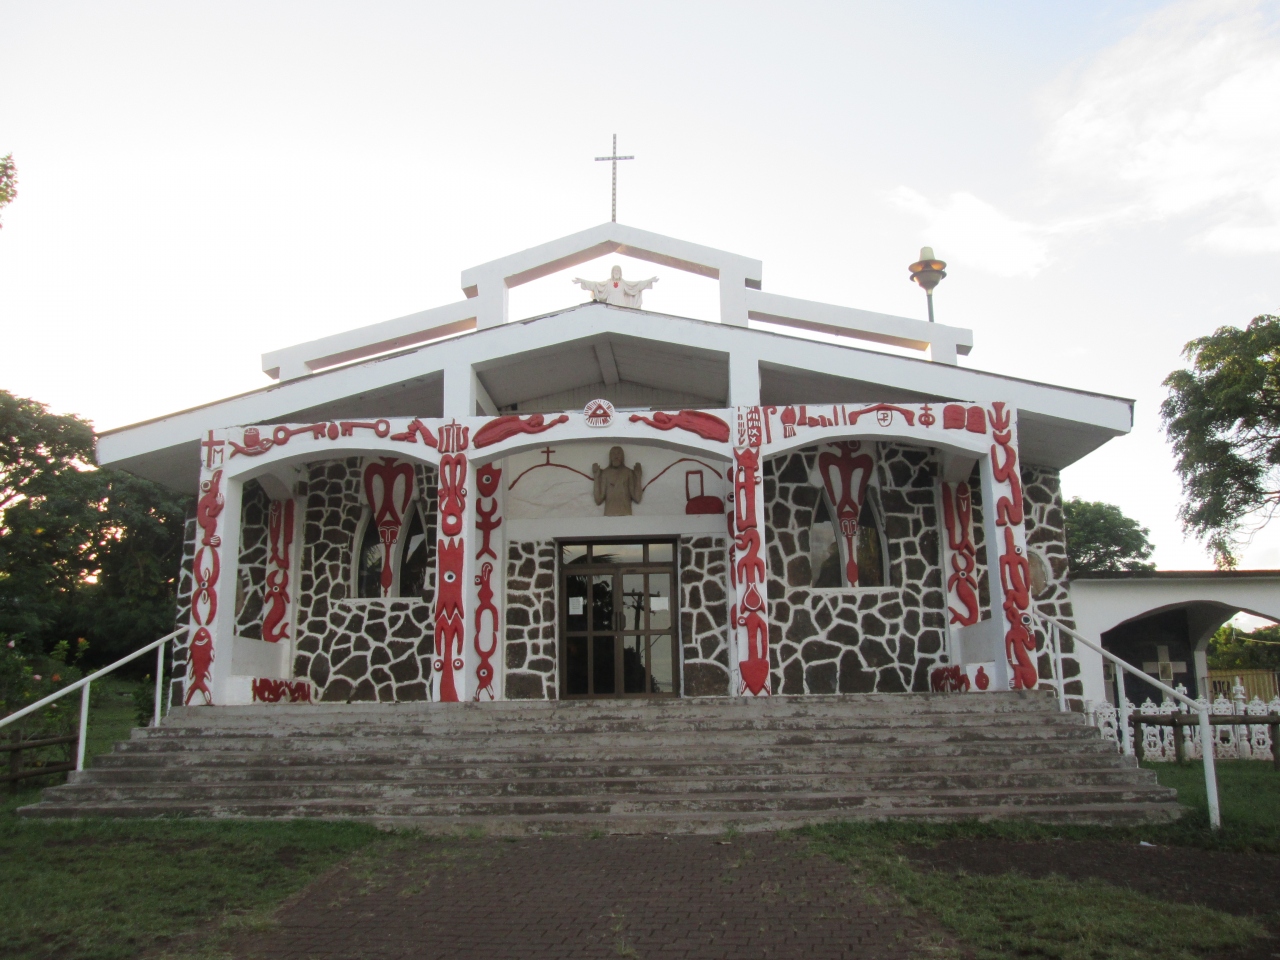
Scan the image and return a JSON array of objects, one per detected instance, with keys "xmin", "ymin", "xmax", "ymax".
[
  {"xmin": 1034, "ymin": 612, "xmax": 1220, "ymax": 830},
  {"xmin": 0, "ymin": 628, "xmax": 183, "ymax": 772}
]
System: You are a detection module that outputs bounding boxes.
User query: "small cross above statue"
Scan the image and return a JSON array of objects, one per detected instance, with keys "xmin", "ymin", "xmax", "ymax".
[{"xmin": 573, "ymin": 265, "xmax": 658, "ymax": 309}]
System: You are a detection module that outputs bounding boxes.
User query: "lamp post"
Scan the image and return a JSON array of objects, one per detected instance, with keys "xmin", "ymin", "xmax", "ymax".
[{"xmin": 908, "ymin": 247, "xmax": 947, "ymax": 323}]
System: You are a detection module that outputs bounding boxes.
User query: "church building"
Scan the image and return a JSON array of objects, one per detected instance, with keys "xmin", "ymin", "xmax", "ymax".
[{"xmin": 98, "ymin": 223, "xmax": 1129, "ymax": 710}]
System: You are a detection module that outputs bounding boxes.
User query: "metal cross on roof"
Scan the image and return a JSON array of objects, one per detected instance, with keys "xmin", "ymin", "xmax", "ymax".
[{"xmin": 595, "ymin": 134, "xmax": 634, "ymax": 223}]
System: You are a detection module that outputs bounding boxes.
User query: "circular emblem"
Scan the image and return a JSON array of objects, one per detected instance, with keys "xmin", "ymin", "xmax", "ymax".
[
  {"xmin": 584, "ymin": 399, "xmax": 615, "ymax": 428},
  {"xmin": 876, "ymin": 409, "xmax": 894, "ymax": 427}
]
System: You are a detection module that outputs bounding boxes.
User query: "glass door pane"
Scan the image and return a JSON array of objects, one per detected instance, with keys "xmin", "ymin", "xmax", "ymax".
[
  {"xmin": 647, "ymin": 573, "xmax": 672, "ymax": 632},
  {"xmin": 648, "ymin": 635, "xmax": 675, "ymax": 695},
  {"xmin": 565, "ymin": 636, "xmax": 588, "ymax": 696},
  {"xmin": 592, "ymin": 635, "xmax": 616, "ymax": 694},
  {"xmin": 622, "ymin": 635, "xmax": 646, "ymax": 693}
]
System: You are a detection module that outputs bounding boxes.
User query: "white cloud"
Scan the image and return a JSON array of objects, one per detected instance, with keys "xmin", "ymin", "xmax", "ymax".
[
  {"xmin": 884, "ymin": 187, "xmax": 1051, "ymax": 278},
  {"xmin": 1041, "ymin": 0, "xmax": 1280, "ymax": 252}
]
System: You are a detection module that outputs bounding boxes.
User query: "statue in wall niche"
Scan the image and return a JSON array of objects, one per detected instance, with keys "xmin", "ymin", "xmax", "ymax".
[
  {"xmin": 573, "ymin": 265, "xmax": 658, "ymax": 309},
  {"xmin": 592, "ymin": 446, "xmax": 643, "ymax": 516}
]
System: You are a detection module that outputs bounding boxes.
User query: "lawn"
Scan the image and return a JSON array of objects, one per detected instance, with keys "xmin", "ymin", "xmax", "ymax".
[
  {"xmin": 4, "ymin": 711, "xmax": 1278, "ymax": 960},
  {"xmin": 802, "ymin": 760, "xmax": 1280, "ymax": 960}
]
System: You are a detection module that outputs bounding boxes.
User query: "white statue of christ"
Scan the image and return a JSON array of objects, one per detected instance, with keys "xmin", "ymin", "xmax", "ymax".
[{"xmin": 572, "ymin": 265, "xmax": 658, "ymax": 308}]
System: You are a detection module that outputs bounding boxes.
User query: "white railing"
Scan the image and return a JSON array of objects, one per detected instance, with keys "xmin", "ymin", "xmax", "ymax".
[
  {"xmin": 1090, "ymin": 687, "xmax": 1280, "ymax": 763},
  {"xmin": 1034, "ymin": 613, "xmax": 1221, "ymax": 830},
  {"xmin": 0, "ymin": 629, "xmax": 183, "ymax": 772}
]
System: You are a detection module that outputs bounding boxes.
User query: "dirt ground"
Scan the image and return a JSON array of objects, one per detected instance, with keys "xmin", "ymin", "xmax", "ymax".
[
  {"xmin": 905, "ymin": 838, "xmax": 1280, "ymax": 959},
  {"xmin": 226, "ymin": 833, "xmax": 947, "ymax": 960}
]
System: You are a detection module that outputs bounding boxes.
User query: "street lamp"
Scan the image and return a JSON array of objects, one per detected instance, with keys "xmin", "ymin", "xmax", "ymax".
[{"xmin": 908, "ymin": 246, "xmax": 947, "ymax": 323}]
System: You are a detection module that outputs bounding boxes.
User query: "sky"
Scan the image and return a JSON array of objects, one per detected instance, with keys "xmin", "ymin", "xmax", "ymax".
[{"xmin": 2, "ymin": 0, "xmax": 1280, "ymax": 574}]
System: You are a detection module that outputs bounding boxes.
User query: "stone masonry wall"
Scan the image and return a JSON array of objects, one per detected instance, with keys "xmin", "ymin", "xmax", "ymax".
[
  {"xmin": 504, "ymin": 540, "xmax": 558, "ymax": 699},
  {"xmin": 1022, "ymin": 465, "xmax": 1083, "ymax": 704},
  {"xmin": 680, "ymin": 535, "xmax": 731, "ymax": 697},
  {"xmin": 764, "ymin": 443, "xmax": 947, "ymax": 694},
  {"xmin": 292, "ymin": 458, "xmax": 437, "ymax": 702}
]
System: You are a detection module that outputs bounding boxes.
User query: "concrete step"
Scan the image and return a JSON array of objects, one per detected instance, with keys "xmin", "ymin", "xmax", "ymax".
[
  {"xmin": 22, "ymin": 785, "xmax": 1178, "ymax": 819},
  {"xmin": 36, "ymin": 767, "xmax": 1159, "ymax": 804},
  {"xmin": 79, "ymin": 753, "xmax": 1138, "ymax": 782}
]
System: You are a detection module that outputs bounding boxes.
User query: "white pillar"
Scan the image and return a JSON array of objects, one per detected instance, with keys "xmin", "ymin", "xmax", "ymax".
[{"xmin": 728, "ymin": 351, "xmax": 761, "ymax": 407}]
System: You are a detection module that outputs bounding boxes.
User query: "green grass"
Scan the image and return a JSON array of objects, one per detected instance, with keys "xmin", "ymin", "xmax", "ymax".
[
  {"xmin": 0, "ymin": 804, "xmax": 386, "ymax": 960},
  {"xmin": 2, "ymin": 684, "xmax": 391, "ymax": 960},
  {"xmin": 804, "ymin": 822, "xmax": 1262, "ymax": 960},
  {"xmin": 799, "ymin": 760, "xmax": 1280, "ymax": 959},
  {"xmin": 1148, "ymin": 759, "xmax": 1280, "ymax": 843}
]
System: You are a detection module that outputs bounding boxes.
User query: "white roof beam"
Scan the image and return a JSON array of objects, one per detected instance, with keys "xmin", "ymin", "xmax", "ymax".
[{"xmin": 746, "ymin": 290, "xmax": 972, "ymax": 365}]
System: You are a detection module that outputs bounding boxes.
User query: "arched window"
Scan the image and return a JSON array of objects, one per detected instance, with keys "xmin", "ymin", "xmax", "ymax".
[
  {"xmin": 810, "ymin": 494, "xmax": 887, "ymax": 588},
  {"xmin": 354, "ymin": 511, "xmax": 383, "ymax": 598},
  {"xmin": 398, "ymin": 507, "xmax": 431, "ymax": 599}
]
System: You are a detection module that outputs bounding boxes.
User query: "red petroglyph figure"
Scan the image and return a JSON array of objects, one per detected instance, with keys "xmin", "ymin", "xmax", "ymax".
[
  {"xmin": 434, "ymin": 537, "xmax": 466, "ymax": 702},
  {"xmin": 196, "ymin": 470, "xmax": 224, "ymax": 547},
  {"xmin": 473, "ymin": 561, "xmax": 498, "ymax": 700},
  {"xmin": 438, "ymin": 454, "xmax": 467, "ymax": 538},
  {"xmin": 473, "ymin": 414, "xmax": 569, "ymax": 449},
  {"xmin": 363, "ymin": 458, "xmax": 415, "ymax": 595},
  {"xmin": 185, "ymin": 628, "xmax": 214, "ymax": 705},
  {"xmin": 817, "ymin": 442, "xmax": 874, "ymax": 586},
  {"xmin": 627, "ymin": 410, "xmax": 731, "ymax": 443},
  {"xmin": 942, "ymin": 482, "xmax": 979, "ymax": 627},
  {"xmin": 475, "ymin": 464, "xmax": 502, "ymax": 561}
]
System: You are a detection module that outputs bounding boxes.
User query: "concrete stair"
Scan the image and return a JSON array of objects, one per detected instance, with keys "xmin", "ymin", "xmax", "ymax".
[{"xmin": 19, "ymin": 691, "xmax": 1182, "ymax": 833}]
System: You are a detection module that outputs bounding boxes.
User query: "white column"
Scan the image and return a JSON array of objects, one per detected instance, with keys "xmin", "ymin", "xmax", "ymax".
[
  {"xmin": 728, "ymin": 351, "xmax": 761, "ymax": 407},
  {"xmin": 976, "ymin": 452, "xmax": 1012, "ymax": 692},
  {"xmin": 443, "ymin": 367, "xmax": 480, "ymax": 418},
  {"xmin": 206, "ymin": 476, "xmax": 242, "ymax": 705}
]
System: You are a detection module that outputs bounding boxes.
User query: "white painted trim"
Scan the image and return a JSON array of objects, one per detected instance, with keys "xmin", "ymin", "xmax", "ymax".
[
  {"xmin": 508, "ymin": 515, "xmax": 727, "ymax": 541},
  {"xmin": 746, "ymin": 289, "xmax": 971, "ymax": 364}
]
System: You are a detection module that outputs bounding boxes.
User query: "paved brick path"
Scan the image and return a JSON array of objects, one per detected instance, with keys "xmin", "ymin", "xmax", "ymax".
[{"xmin": 230, "ymin": 833, "xmax": 939, "ymax": 959}]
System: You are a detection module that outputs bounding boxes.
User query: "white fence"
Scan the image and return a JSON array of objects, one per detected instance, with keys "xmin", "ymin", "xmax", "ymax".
[{"xmin": 1087, "ymin": 679, "xmax": 1280, "ymax": 762}]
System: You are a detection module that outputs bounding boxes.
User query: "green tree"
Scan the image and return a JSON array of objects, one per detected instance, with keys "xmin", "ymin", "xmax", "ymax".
[
  {"xmin": 0, "ymin": 153, "xmax": 15, "ymax": 228},
  {"xmin": 1206, "ymin": 623, "xmax": 1280, "ymax": 672},
  {"xmin": 0, "ymin": 391, "xmax": 191, "ymax": 664},
  {"xmin": 1162, "ymin": 314, "xmax": 1280, "ymax": 568},
  {"xmin": 1063, "ymin": 497, "xmax": 1156, "ymax": 576}
]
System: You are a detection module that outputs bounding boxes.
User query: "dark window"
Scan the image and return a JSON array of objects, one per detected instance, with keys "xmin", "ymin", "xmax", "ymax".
[
  {"xmin": 398, "ymin": 509, "xmax": 430, "ymax": 599},
  {"xmin": 810, "ymin": 495, "xmax": 886, "ymax": 588},
  {"xmin": 355, "ymin": 514, "xmax": 383, "ymax": 598}
]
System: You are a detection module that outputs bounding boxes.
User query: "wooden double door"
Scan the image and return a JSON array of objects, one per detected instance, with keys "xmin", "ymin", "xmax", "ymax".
[{"xmin": 560, "ymin": 540, "xmax": 679, "ymax": 699}]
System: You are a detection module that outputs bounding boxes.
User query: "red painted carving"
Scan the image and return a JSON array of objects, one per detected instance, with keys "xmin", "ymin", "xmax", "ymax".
[
  {"xmin": 473, "ymin": 561, "xmax": 498, "ymax": 701},
  {"xmin": 438, "ymin": 454, "xmax": 467, "ymax": 539},
  {"xmin": 974, "ymin": 665, "xmax": 991, "ymax": 690},
  {"xmin": 684, "ymin": 470, "xmax": 724, "ymax": 515},
  {"xmin": 262, "ymin": 499, "xmax": 295, "ymax": 643},
  {"xmin": 919, "ymin": 404, "xmax": 936, "ymax": 428},
  {"xmin": 192, "ymin": 546, "xmax": 220, "ymax": 627},
  {"xmin": 732, "ymin": 435, "xmax": 769, "ymax": 696},
  {"xmin": 434, "ymin": 536, "xmax": 466, "ymax": 702},
  {"xmin": 941, "ymin": 482, "xmax": 979, "ymax": 627},
  {"xmin": 780, "ymin": 406, "xmax": 798, "ymax": 438},
  {"xmin": 989, "ymin": 402, "xmax": 1036, "ymax": 690},
  {"xmin": 186, "ymin": 628, "xmax": 214, "ymax": 705},
  {"xmin": 473, "ymin": 413, "xmax": 569, "ymax": 448},
  {"xmin": 389, "ymin": 418, "xmax": 438, "ymax": 447},
  {"xmin": 362, "ymin": 458, "xmax": 415, "ymax": 596},
  {"xmin": 251, "ymin": 678, "xmax": 312, "ymax": 703},
  {"xmin": 816, "ymin": 442, "xmax": 875, "ymax": 586},
  {"xmin": 196, "ymin": 470, "xmax": 224, "ymax": 547},
  {"xmin": 201, "ymin": 430, "xmax": 225, "ymax": 468},
  {"xmin": 438, "ymin": 421, "xmax": 470, "ymax": 455},
  {"xmin": 942, "ymin": 404, "xmax": 988, "ymax": 434},
  {"xmin": 627, "ymin": 410, "xmax": 731, "ymax": 443},
  {"xmin": 846, "ymin": 403, "xmax": 917, "ymax": 427},
  {"xmin": 475, "ymin": 463, "xmax": 502, "ymax": 560},
  {"xmin": 930, "ymin": 666, "xmax": 970, "ymax": 693}
]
